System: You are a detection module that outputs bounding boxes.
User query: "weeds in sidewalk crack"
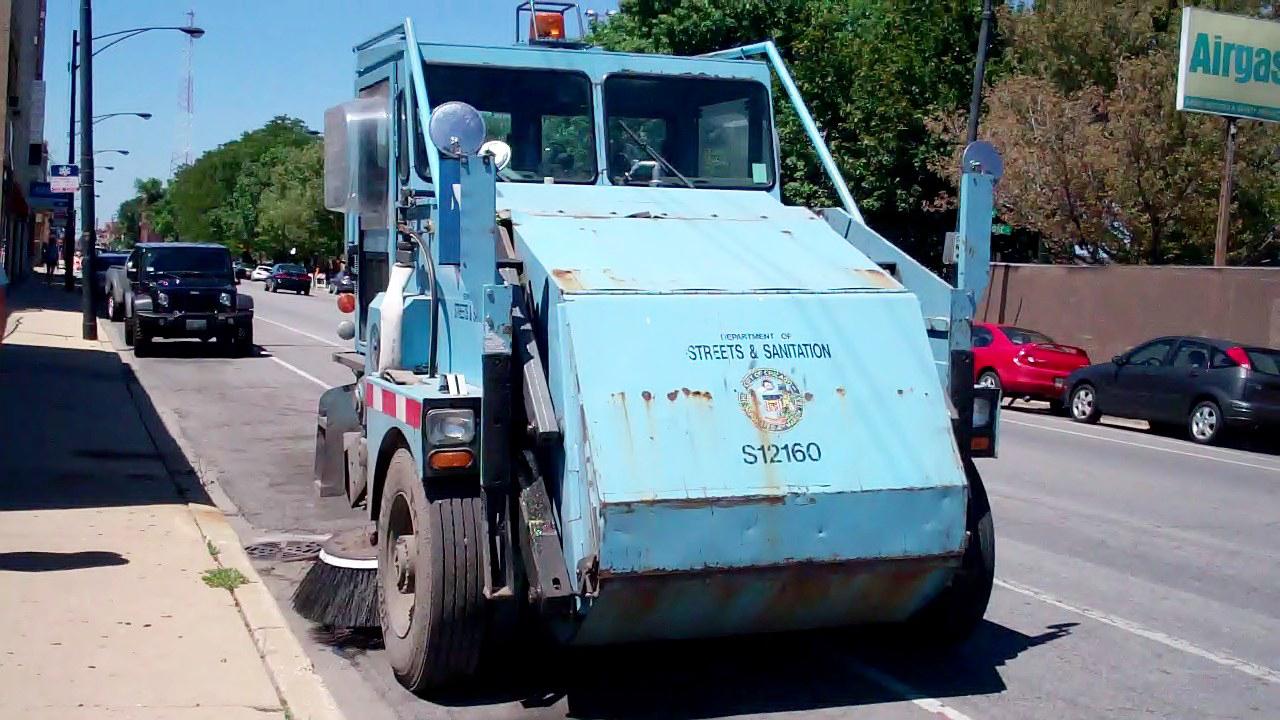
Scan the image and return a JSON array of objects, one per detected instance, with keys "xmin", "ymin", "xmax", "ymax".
[
  {"xmin": 206, "ymin": 539, "xmax": 220, "ymax": 558},
  {"xmin": 202, "ymin": 567, "xmax": 247, "ymax": 591}
]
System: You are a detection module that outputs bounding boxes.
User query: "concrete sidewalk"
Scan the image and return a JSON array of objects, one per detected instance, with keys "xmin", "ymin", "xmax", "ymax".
[{"xmin": 0, "ymin": 282, "xmax": 341, "ymax": 719}]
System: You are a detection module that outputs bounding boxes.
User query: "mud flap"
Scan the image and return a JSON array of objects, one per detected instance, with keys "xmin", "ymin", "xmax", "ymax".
[{"xmin": 315, "ymin": 383, "xmax": 359, "ymax": 497}]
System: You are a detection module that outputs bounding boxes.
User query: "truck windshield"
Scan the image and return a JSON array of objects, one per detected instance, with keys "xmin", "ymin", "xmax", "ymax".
[
  {"xmin": 423, "ymin": 64, "xmax": 596, "ymax": 184},
  {"xmin": 604, "ymin": 75, "xmax": 775, "ymax": 190},
  {"xmin": 144, "ymin": 247, "xmax": 232, "ymax": 277}
]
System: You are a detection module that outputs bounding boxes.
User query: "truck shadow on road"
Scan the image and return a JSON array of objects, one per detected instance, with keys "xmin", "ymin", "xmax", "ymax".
[{"xmin": 413, "ymin": 618, "xmax": 1077, "ymax": 718}]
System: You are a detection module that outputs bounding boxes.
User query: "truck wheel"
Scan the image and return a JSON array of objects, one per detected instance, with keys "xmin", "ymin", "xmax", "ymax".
[
  {"xmin": 107, "ymin": 294, "xmax": 123, "ymax": 321},
  {"xmin": 907, "ymin": 458, "xmax": 994, "ymax": 645},
  {"xmin": 124, "ymin": 312, "xmax": 136, "ymax": 346},
  {"xmin": 378, "ymin": 448, "xmax": 485, "ymax": 694}
]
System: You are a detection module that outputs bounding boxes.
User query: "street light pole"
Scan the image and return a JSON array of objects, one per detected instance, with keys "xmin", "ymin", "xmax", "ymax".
[
  {"xmin": 62, "ymin": 29, "xmax": 77, "ymax": 292},
  {"xmin": 966, "ymin": 0, "xmax": 994, "ymax": 144},
  {"xmin": 79, "ymin": 0, "xmax": 97, "ymax": 340}
]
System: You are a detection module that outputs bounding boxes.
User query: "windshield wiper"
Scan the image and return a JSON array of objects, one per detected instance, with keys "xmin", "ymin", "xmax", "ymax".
[{"xmin": 617, "ymin": 120, "xmax": 694, "ymax": 189}]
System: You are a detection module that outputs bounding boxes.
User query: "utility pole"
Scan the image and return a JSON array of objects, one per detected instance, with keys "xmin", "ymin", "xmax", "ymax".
[
  {"xmin": 966, "ymin": 0, "xmax": 994, "ymax": 144},
  {"xmin": 79, "ymin": 0, "xmax": 97, "ymax": 339},
  {"xmin": 62, "ymin": 29, "xmax": 77, "ymax": 292},
  {"xmin": 1213, "ymin": 117, "xmax": 1238, "ymax": 267}
]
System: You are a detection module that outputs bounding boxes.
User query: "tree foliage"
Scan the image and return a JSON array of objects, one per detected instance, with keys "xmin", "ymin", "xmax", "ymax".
[
  {"xmin": 943, "ymin": 0, "xmax": 1280, "ymax": 264},
  {"xmin": 114, "ymin": 116, "xmax": 341, "ymax": 265}
]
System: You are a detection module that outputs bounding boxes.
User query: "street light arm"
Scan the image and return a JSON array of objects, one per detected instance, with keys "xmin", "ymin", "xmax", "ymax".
[
  {"xmin": 90, "ymin": 26, "xmax": 205, "ymax": 57},
  {"xmin": 91, "ymin": 25, "xmax": 204, "ymax": 41}
]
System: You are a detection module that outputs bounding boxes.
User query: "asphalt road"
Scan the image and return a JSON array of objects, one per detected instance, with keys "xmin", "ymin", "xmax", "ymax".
[{"xmin": 104, "ymin": 280, "xmax": 1280, "ymax": 719}]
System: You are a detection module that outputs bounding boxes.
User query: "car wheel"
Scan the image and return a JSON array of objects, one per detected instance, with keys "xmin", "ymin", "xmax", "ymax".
[
  {"xmin": 1069, "ymin": 383, "xmax": 1101, "ymax": 423},
  {"xmin": 1188, "ymin": 400, "xmax": 1223, "ymax": 445},
  {"xmin": 123, "ymin": 311, "xmax": 135, "ymax": 346},
  {"xmin": 131, "ymin": 316, "xmax": 150, "ymax": 357},
  {"xmin": 976, "ymin": 370, "xmax": 1001, "ymax": 391}
]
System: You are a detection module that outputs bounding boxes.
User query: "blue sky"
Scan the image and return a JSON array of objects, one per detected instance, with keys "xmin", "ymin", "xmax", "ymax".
[{"xmin": 43, "ymin": 0, "xmax": 618, "ymax": 224}]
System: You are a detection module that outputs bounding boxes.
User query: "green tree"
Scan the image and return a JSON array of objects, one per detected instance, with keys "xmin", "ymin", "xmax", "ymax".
[
  {"xmin": 166, "ymin": 116, "xmax": 317, "ymax": 255},
  {"xmin": 255, "ymin": 141, "xmax": 343, "ymax": 265}
]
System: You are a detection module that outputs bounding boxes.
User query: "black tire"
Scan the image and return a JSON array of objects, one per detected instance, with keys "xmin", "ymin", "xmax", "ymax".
[
  {"xmin": 304, "ymin": 288, "xmax": 311, "ymax": 296},
  {"xmin": 1069, "ymin": 383, "xmax": 1101, "ymax": 424},
  {"xmin": 378, "ymin": 448, "xmax": 485, "ymax": 694},
  {"xmin": 107, "ymin": 293, "xmax": 123, "ymax": 322},
  {"xmin": 131, "ymin": 316, "xmax": 150, "ymax": 357},
  {"xmin": 976, "ymin": 370, "xmax": 1001, "ymax": 391},
  {"xmin": 908, "ymin": 458, "xmax": 994, "ymax": 644},
  {"xmin": 1187, "ymin": 399, "xmax": 1223, "ymax": 445},
  {"xmin": 235, "ymin": 327, "xmax": 254, "ymax": 357},
  {"xmin": 123, "ymin": 311, "xmax": 136, "ymax": 346}
]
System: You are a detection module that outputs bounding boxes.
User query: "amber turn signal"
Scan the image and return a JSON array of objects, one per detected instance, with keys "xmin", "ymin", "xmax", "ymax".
[
  {"xmin": 428, "ymin": 449, "xmax": 474, "ymax": 470},
  {"xmin": 970, "ymin": 437, "xmax": 991, "ymax": 452},
  {"xmin": 336, "ymin": 292, "xmax": 356, "ymax": 314}
]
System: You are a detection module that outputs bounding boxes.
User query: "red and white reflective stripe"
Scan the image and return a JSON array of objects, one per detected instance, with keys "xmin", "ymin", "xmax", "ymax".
[{"xmin": 365, "ymin": 380, "xmax": 422, "ymax": 429}]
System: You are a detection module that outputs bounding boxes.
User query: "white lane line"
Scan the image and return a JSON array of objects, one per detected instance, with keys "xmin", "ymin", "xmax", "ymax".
[
  {"xmin": 1002, "ymin": 418, "xmax": 1280, "ymax": 474},
  {"xmin": 255, "ymin": 314, "xmax": 344, "ymax": 348},
  {"xmin": 269, "ymin": 356, "xmax": 329, "ymax": 389},
  {"xmin": 850, "ymin": 662, "xmax": 976, "ymax": 720},
  {"xmin": 995, "ymin": 578, "xmax": 1280, "ymax": 685}
]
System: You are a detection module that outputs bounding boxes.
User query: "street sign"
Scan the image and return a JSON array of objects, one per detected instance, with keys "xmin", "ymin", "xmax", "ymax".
[
  {"xmin": 49, "ymin": 164, "xmax": 80, "ymax": 193},
  {"xmin": 29, "ymin": 181, "xmax": 72, "ymax": 211},
  {"xmin": 1177, "ymin": 7, "xmax": 1280, "ymax": 123}
]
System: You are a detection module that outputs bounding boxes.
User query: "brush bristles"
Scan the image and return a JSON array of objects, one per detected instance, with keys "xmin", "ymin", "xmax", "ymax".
[{"xmin": 291, "ymin": 560, "xmax": 380, "ymax": 629}]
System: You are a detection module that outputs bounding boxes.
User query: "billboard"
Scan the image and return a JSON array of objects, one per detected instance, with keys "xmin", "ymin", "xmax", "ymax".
[{"xmin": 1177, "ymin": 7, "xmax": 1280, "ymax": 123}]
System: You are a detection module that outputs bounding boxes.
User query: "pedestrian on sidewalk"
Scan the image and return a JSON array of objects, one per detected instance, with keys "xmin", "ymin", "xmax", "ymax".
[{"xmin": 43, "ymin": 242, "xmax": 58, "ymax": 283}]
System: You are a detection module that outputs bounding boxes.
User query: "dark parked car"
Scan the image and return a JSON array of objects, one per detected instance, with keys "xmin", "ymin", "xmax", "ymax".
[
  {"xmin": 1064, "ymin": 336, "xmax": 1280, "ymax": 444},
  {"xmin": 327, "ymin": 270, "xmax": 355, "ymax": 294},
  {"xmin": 265, "ymin": 263, "xmax": 312, "ymax": 294},
  {"xmin": 105, "ymin": 242, "xmax": 254, "ymax": 356},
  {"xmin": 233, "ymin": 261, "xmax": 252, "ymax": 280}
]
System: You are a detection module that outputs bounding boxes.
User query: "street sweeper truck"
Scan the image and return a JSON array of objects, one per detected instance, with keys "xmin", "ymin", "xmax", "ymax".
[{"xmin": 298, "ymin": 3, "xmax": 1004, "ymax": 694}]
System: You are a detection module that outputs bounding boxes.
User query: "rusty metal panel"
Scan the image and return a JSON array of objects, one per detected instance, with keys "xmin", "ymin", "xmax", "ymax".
[
  {"xmin": 571, "ymin": 554, "xmax": 957, "ymax": 645},
  {"xmin": 502, "ymin": 184, "xmax": 898, "ymax": 294}
]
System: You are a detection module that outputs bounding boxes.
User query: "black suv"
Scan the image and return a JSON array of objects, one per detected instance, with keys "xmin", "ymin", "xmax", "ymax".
[
  {"xmin": 1063, "ymin": 336, "xmax": 1280, "ymax": 444},
  {"xmin": 105, "ymin": 243, "xmax": 254, "ymax": 356}
]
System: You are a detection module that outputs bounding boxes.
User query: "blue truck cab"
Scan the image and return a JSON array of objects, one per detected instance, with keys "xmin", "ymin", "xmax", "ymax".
[{"xmin": 312, "ymin": 5, "xmax": 1001, "ymax": 693}]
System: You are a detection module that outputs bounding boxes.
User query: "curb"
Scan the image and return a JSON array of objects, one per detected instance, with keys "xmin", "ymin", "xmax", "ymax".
[{"xmin": 103, "ymin": 316, "xmax": 346, "ymax": 720}]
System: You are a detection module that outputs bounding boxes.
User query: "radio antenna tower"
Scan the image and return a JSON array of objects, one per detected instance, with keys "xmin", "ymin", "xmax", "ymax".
[{"xmin": 170, "ymin": 9, "xmax": 195, "ymax": 173}]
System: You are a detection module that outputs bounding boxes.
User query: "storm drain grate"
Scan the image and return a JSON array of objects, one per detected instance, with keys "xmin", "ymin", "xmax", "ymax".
[{"xmin": 243, "ymin": 540, "xmax": 323, "ymax": 562}]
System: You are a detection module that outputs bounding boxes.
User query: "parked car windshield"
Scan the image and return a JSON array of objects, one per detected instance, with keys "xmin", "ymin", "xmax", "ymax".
[
  {"xmin": 1246, "ymin": 347, "xmax": 1280, "ymax": 375},
  {"xmin": 604, "ymin": 74, "xmax": 775, "ymax": 190},
  {"xmin": 144, "ymin": 247, "xmax": 232, "ymax": 277},
  {"xmin": 1003, "ymin": 327, "xmax": 1054, "ymax": 345},
  {"xmin": 276, "ymin": 264, "xmax": 307, "ymax": 274},
  {"xmin": 423, "ymin": 64, "xmax": 596, "ymax": 184}
]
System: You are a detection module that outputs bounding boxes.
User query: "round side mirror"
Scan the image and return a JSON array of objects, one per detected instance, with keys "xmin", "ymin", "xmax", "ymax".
[
  {"xmin": 336, "ymin": 320, "xmax": 356, "ymax": 341},
  {"xmin": 480, "ymin": 139, "xmax": 512, "ymax": 170}
]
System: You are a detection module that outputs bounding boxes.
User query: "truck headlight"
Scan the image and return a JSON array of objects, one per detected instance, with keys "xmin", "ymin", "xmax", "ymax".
[
  {"xmin": 426, "ymin": 409, "xmax": 474, "ymax": 445},
  {"xmin": 219, "ymin": 292, "xmax": 232, "ymax": 306},
  {"xmin": 157, "ymin": 292, "xmax": 169, "ymax": 307}
]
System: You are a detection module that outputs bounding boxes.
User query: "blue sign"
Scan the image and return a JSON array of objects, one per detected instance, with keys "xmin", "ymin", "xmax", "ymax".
[{"xmin": 29, "ymin": 181, "xmax": 72, "ymax": 210}]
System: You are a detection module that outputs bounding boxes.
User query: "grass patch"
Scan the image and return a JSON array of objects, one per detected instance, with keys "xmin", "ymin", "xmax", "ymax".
[
  {"xmin": 206, "ymin": 539, "xmax": 220, "ymax": 558},
  {"xmin": 202, "ymin": 567, "xmax": 248, "ymax": 591}
]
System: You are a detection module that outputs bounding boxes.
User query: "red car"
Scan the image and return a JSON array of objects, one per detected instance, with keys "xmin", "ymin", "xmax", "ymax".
[{"xmin": 973, "ymin": 323, "xmax": 1090, "ymax": 411}]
